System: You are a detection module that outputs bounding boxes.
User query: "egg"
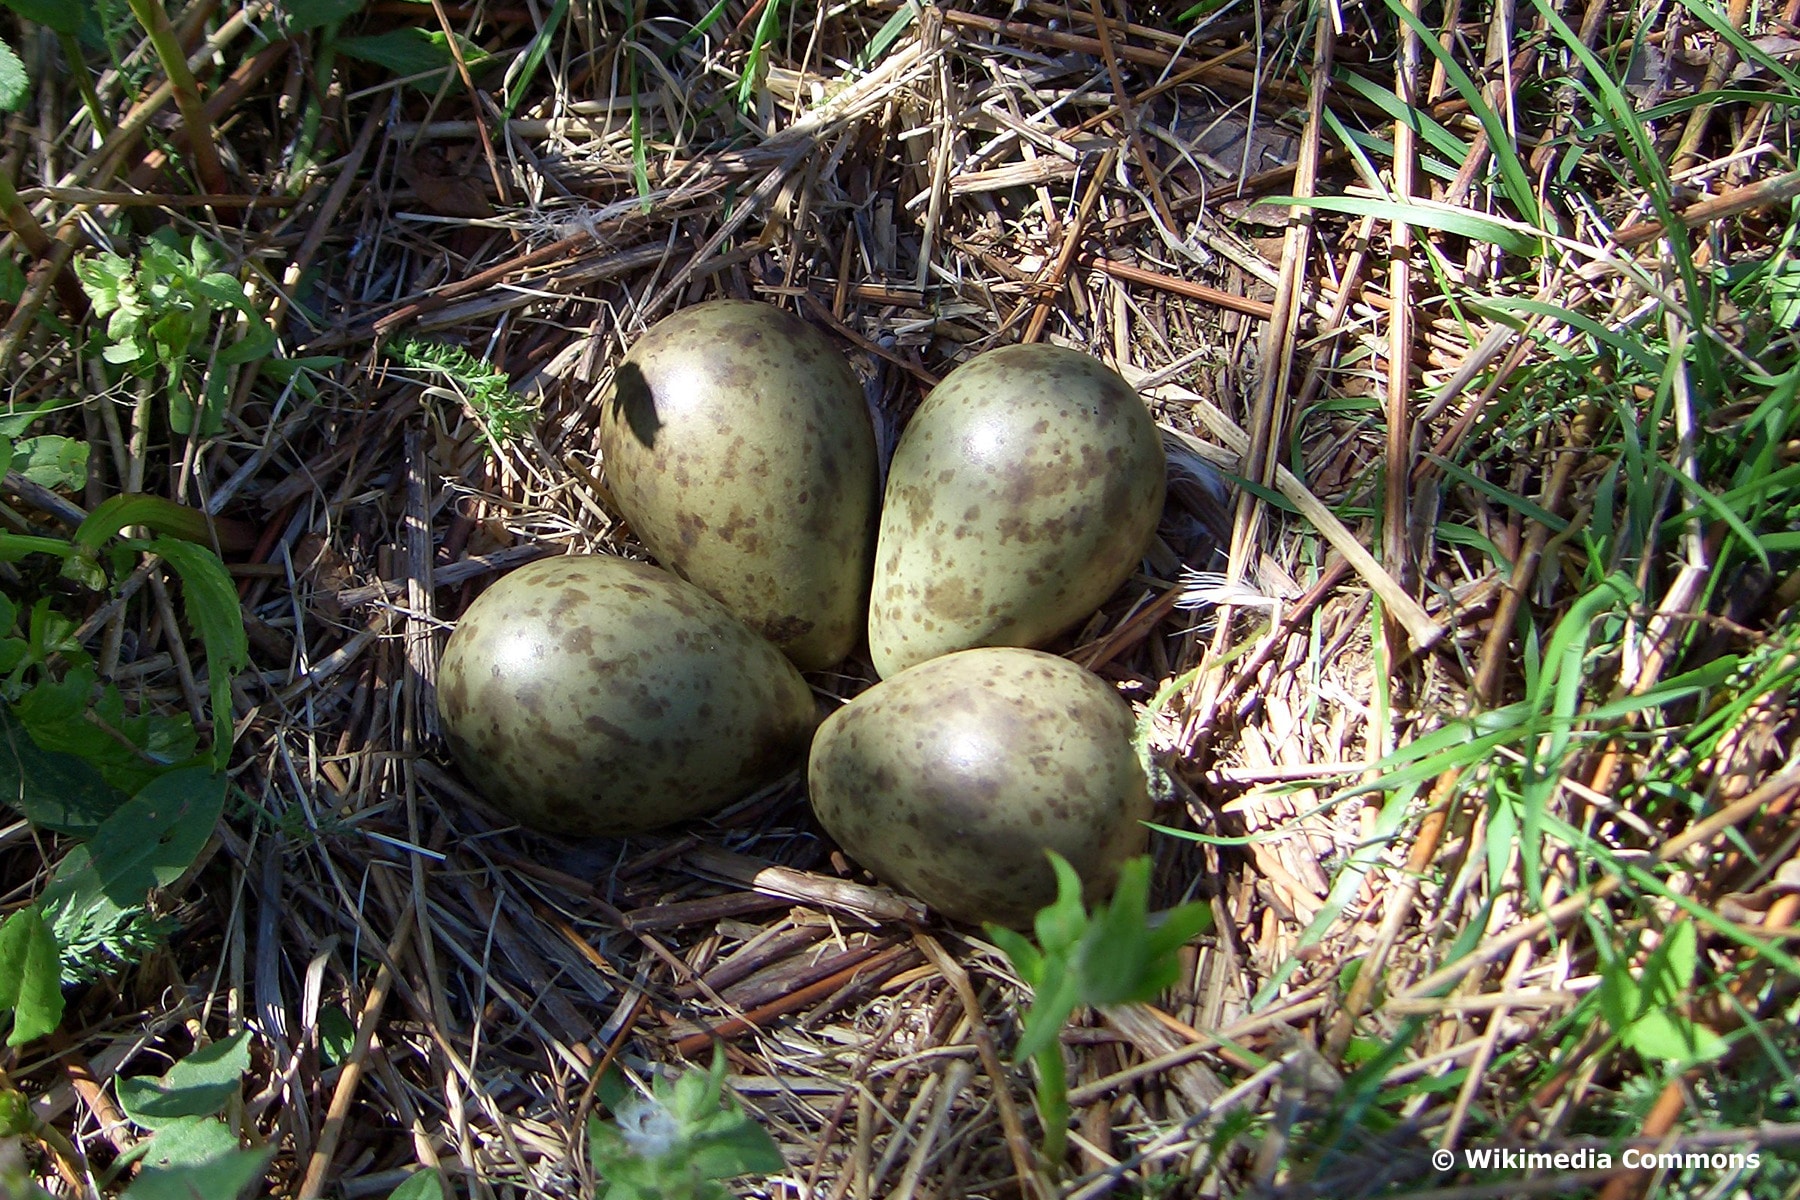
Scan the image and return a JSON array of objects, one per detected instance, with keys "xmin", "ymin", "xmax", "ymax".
[
  {"xmin": 807, "ymin": 647, "xmax": 1151, "ymax": 927},
  {"xmin": 437, "ymin": 555, "xmax": 818, "ymax": 836},
  {"xmin": 596, "ymin": 300, "xmax": 880, "ymax": 671},
  {"xmin": 867, "ymin": 343, "xmax": 1165, "ymax": 678}
]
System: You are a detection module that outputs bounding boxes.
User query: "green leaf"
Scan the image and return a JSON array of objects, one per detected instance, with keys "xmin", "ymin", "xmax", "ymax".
[
  {"xmin": 0, "ymin": 0, "xmax": 86, "ymax": 36},
  {"xmin": 74, "ymin": 494, "xmax": 213, "ymax": 550},
  {"xmin": 318, "ymin": 1005, "xmax": 355, "ymax": 1065},
  {"xmin": 0, "ymin": 905, "xmax": 64, "ymax": 1044},
  {"xmin": 1622, "ymin": 1009, "xmax": 1729, "ymax": 1066},
  {"xmin": 0, "ymin": 397, "xmax": 67, "ymax": 440},
  {"xmin": 1010, "ymin": 956, "xmax": 1080, "ymax": 1063},
  {"xmin": 0, "ymin": 36, "xmax": 28, "ymax": 110},
  {"xmin": 39, "ymin": 767, "xmax": 225, "ymax": 924},
  {"xmin": 1033, "ymin": 852, "xmax": 1089, "ymax": 955},
  {"xmin": 0, "ymin": 532, "xmax": 75, "ymax": 563},
  {"xmin": 336, "ymin": 28, "xmax": 488, "ymax": 83},
  {"xmin": 0, "ymin": 704, "xmax": 127, "ymax": 835},
  {"xmin": 0, "ymin": 256, "xmax": 22, "ymax": 305},
  {"xmin": 149, "ymin": 538, "xmax": 247, "ymax": 764},
  {"xmin": 690, "ymin": 1116, "xmax": 783, "ymax": 1180},
  {"xmin": 121, "ymin": 1117, "xmax": 271, "ymax": 1200},
  {"xmin": 10, "ymin": 436, "xmax": 89, "ymax": 490},
  {"xmin": 282, "ymin": 0, "xmax": 366, "ymax": 30},
  {"xmin": 385, "ymin": 1172, "xmax": 444, "ymax": 1200},
  {"xmin": 117, "ymin": 1031, "xmax": 253, "ymax": 1128},
  {"xmin": 502, "ymin": 0, "xmax": 567, "ymax": 118},
  {"xmin": 985, "ymin": 925, "xmax": 1043, "ymax": 986}
]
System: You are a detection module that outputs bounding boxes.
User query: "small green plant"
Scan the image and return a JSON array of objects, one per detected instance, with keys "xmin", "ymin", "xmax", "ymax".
[
  {"xmin": 0, "ymin": 426, "xmax": 249, "ymax": 1054},
  {"xmin": 75, "ymin": 228, "xmax": 276, "ymax": 436},
  {"xmin": 387, "ymin": 335, "xmax": 539, "ymax": 446},
  {"xmin": 586, "ymin": 1047, "xmax": 784, "ymax": 1200},
  {"xmin": 0, "ymin": 767, "xmax": 225, "ymax": 1047},
  {"xmin": 987, "ymin": 853, "xmax": 1213, "ymax": 1173}
]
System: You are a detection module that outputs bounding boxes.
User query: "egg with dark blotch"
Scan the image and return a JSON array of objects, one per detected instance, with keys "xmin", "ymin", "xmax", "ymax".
[
  {"xmin": 437, "ymin": 555, "xmax": 818, "ymax": 836},
  {"xmin": 596, "ymin": 300, "xmax": 880, "ymax": 672},
  {"xmin": 867, "ymin": 343, "xmax": 1166, "ymax": 678},
  {"xmin": 807, "ymin": 647, "xmax": 1151, "ymax": 928}
]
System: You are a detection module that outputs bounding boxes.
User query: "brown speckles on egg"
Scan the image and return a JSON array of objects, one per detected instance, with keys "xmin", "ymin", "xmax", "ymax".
[
  {"xmin": 807, "ymin": 647, "xmax": 1151, "ymax": 928},
  {"xmin": 867, "ymin": 343, "xmax": 1165, "ymax": 678},
  {"xmin": 595, "ymin": 300, "xmax": 879, "ymax": 672},
  {"xmin": 437, "ymin": 555, "xmax": 818, "ymax": 837}
]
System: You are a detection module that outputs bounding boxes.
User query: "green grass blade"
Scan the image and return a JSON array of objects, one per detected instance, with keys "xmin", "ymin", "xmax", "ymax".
[
  {"xmin": 1425, "ymin": 454, "xmax": 1570, "ymax": 532},
  {"xmin": 1374, "ymin": 0, "xmax": 1541, "ymax": 224},
  {"xmin": 501, "ymin": 0, "xmax": 568, "ymax": 119},
  {"xmin": 1473, "ymin": 297, "xmax": 1665, "ymax": 378},
  {"xmin": 1653, "ymin": 458, "xmax": 1773, "ymax": 569},
  {"xmin": 1273, "ymin": 194, "xmax": 1540, "ymax": 255},
  {"xmin": 1335, "ymin": 68, "xmax": 1472, "ymax": 169}
]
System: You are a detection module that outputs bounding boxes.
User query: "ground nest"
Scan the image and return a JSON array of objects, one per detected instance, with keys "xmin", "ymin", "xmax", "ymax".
[{"xmin": 3, "ymin": 1, "xmax": 1800, "ymax": 1198}]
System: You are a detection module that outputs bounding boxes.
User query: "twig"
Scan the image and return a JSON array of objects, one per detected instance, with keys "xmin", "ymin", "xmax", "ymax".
[
  {"xmin": 125, "ymin": 0, "xmax": 230, "ymax": 195},
  {"xmin": 295, "ymin": 901, "xmax": 418, "ymax": 1200}
]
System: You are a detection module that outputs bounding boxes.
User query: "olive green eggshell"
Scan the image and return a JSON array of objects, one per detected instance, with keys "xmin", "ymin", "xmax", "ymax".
[
  {"xmin": 807, "ymin": 647, "xmax": 1151, "ymax": 927},
  {"xmin": 596, "ymin": 300, "xmax": 880, "ymax": 672},
  {"xmin": 437, "ymin": 555, "xmax": 819, "ymax": 836},
  {"xmin": 868, "ymin": 343, "xmax": 1166, "ymax": 678}
]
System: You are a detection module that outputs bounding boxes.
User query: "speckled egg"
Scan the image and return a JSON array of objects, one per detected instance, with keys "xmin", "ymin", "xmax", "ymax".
[
  {"xmin": 596, "ymin": 300, "xmax": 880, "ymax": 671},
  {"xmin": 807, "ymin": 647, "xmax": 1151, "ymax": 927},
  {"xmin": 437, "ymin": 555, "xmax": 818, "ymax": 836},
  {"xmin": 867, "ymin": 343, "xmax": 1165, "ymax": 678}
]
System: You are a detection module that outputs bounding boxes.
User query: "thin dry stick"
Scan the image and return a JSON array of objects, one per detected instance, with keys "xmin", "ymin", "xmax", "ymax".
[
  {"xmin": 912, "ymin": 933, "xmax": 1051, "ymax": 1200},
  {"xmin": 428, "ymin": 0, "xmax": 512, "ymax": 205},
  {"xmin": 1225, "ymin": 11, "xmax": 1332, "ymax": 576},
  {"xmin": 1078, "ymin": 253, "xmax": 1276, "ymax": 321},
  {"xmin": 1613, "ymin": 167, "xmax": 1800, "ymax": 246},
  {"xmin": 1326, "ymin": 766, "xmax": 1460, "ymax": 1057},
  {"xmin": 1670, "ymin": 0, "xmax": 1753, "ymax": 172},
  {"xmin": 1384, "ymin": 0, "xmax": 1422, "ymax": 603},
  {"xmin": 1393, "ymin": 762, "xmax": 1800, "ymax": 1004},
  {"xmin": 1160, "ymin": 411, "xmax": 1444, "ymax": 649},
  {"xmin": 1021, "ymin": 145, "xmax": 1120, "ymax": 344},
  {"xmin": 295, "ymin": 901, "xmax": 418, "ymax": 1199},
  {"xmin": 1085, "ymin": 0, "xmax": 1180, "ymax": 238}
]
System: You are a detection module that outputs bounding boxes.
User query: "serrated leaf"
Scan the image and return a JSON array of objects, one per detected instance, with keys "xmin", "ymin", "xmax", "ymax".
[
  {"xmin": 149, "ymin": 539, "xmax": 247, "ymax": 765},
  {"xmin": 0, "ymin": 705, "xmax": 127, "ymax": 835},
  {"xmin": 10, "ymin": 436, "xmax": 88, "ymax": 490},
  {"xmin": 385, "ymin": 1171, "xmax": 444, "ymax": 1200},
  {"xmin": 0, "ymin": 905, "xmax": 64, "ymax": 1044},
  {"xmin": 117, "ymin": 1030, "xmax": 252, "ymax": 1128},
  {"xmin": 121, "ymin": 1117, "xmax": 271, "ymax": 1200},
  {"xmin": 0, "ymin": 37, "xmax": 28, "ymax": 111}
]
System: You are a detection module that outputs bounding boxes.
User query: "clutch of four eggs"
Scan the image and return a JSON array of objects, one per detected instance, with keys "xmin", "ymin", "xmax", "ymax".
[{"xmin": 437, "ymin": 301, "xmax": 1168, "ymax": 926}]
